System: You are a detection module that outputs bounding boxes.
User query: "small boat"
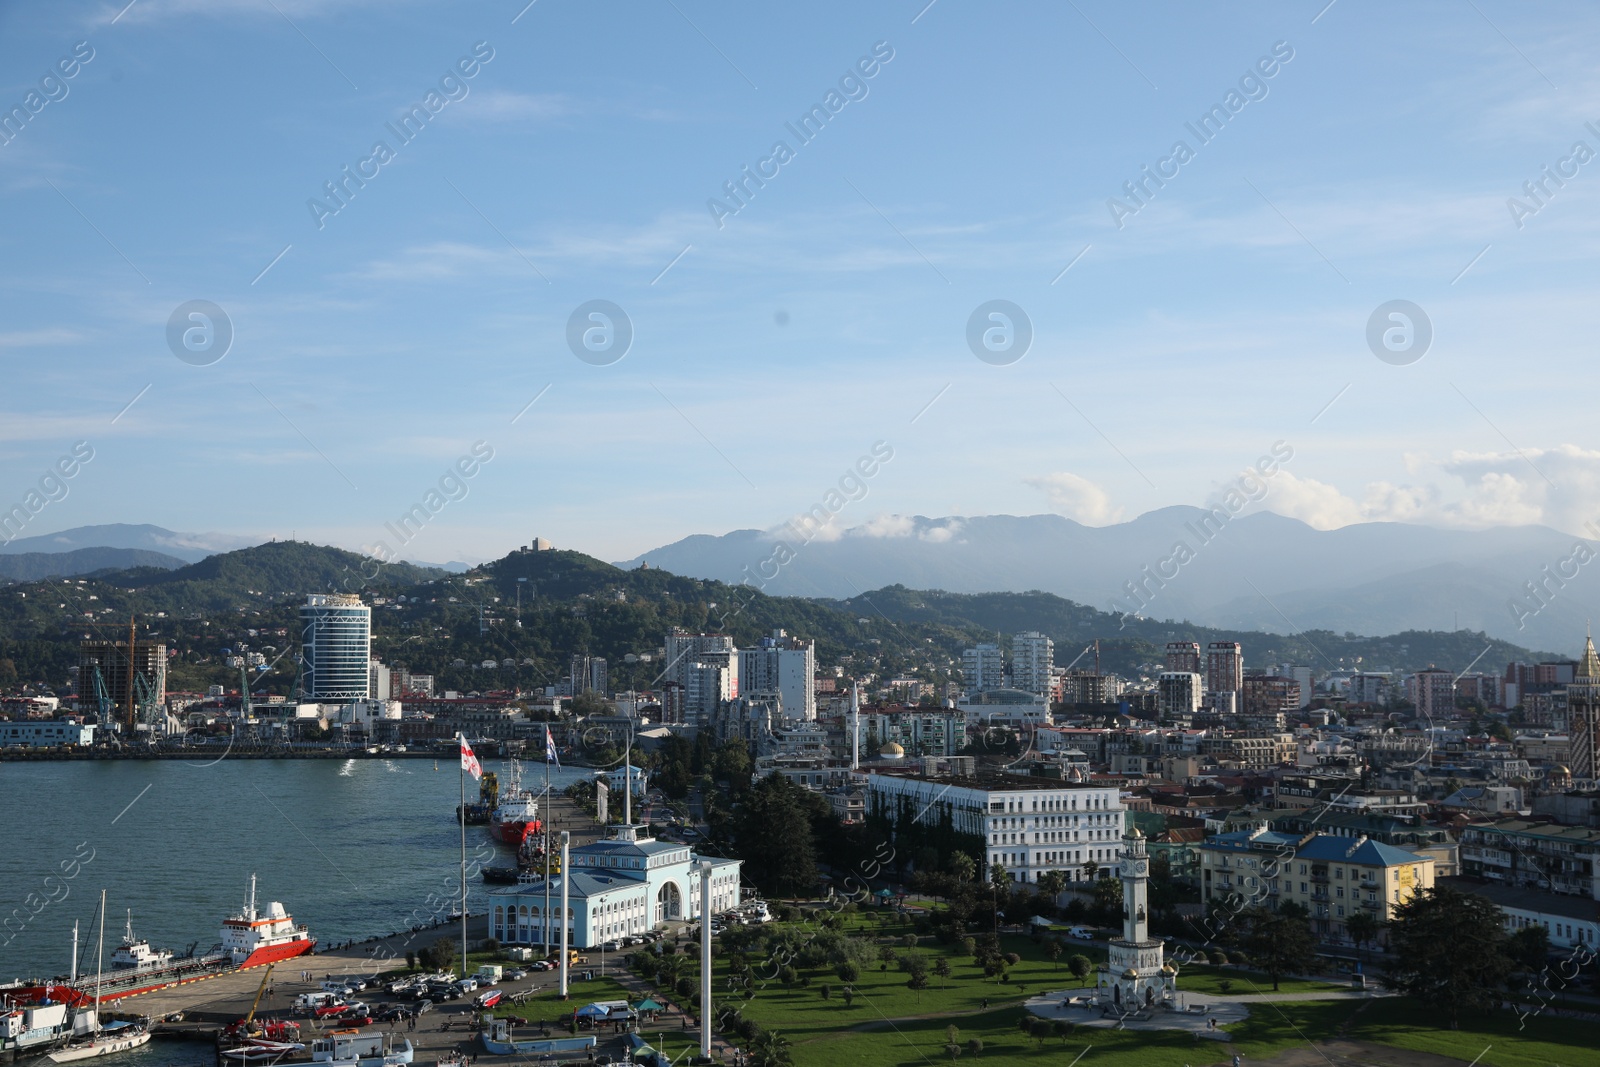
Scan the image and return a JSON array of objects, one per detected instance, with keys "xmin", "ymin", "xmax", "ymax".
[
  {"xmin": 47, "ymin": 892, "xmax": 152, "ymax": 1063},
  {"xmin": 47, "ymin": 1022, "xmax": 151, "ymax": 1063},
  {"xmin": 478, "ymin": 1019, "xmax": 595, "ymax": 1056}
]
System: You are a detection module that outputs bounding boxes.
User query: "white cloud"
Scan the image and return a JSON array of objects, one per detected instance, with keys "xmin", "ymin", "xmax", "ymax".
[
  {"xmin": 852, "ymin": 514, "xmax": 915, "ymax": 539},
  {"xmin": 1260, "ymin": 445, "xmax": 1600, "ymax": 535},
  {"xmin": 1025, "ymin": 472, "xmax": 1124, "ymax": 525},
  {"xmin": 919, "ymin": 519, "xmax": 963, "ymax": 543},
  {"xmin": 457, "ymin": 91, "xmax": 571, "ymax": 124}
]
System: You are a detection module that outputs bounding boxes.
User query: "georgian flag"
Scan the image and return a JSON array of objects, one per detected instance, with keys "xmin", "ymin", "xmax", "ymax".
[
  {"xmin": 545, "ymin": 725, "xmax": 561, "ymax": 769},
  {"xmin": 459, "ymin": 734, "xmax": 482, "ymax": 780}
]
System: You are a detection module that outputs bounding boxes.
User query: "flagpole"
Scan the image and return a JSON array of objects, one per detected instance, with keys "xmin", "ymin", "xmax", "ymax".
[
  {"xmin": 543, "ymin": 727, "xmax": 551, "ymax": 957},
  {"xmin": 460, "ymin": 734, "xmax": 468, "ymax": 980}
]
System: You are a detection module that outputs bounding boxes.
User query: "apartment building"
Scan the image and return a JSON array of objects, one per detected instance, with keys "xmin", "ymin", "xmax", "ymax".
[
  {"xmin": 1199, "ymin": 828, "xmax": 1435, "ymax": 942},
  {"xmin": 1459, "ymin": 817, "xmax": 1600, "ymax": 900}
]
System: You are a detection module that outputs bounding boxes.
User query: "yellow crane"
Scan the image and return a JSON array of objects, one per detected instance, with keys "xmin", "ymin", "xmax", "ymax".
[{"xmin": 241, "ymin": 963, "xmax": 275, "ymax": 1035}]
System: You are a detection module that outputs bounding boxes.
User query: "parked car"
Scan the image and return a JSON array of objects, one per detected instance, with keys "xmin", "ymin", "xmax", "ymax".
[
  {"xmin": 376, "ymin": 1007, "xmax": 407, "ymax": 1022},
  {"xmin": 414, "ymin": 1001, "xmax": 434, "ymax": 1016},
  {"xmin": 530, "ymin": 961, "xmax": 552, "ymax": 971},
  {"xmin": 503, "ymin": 969, "xmax": 527, "ymax": 981}
]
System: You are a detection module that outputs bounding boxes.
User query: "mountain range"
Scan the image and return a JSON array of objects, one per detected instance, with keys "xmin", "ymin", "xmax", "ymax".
[{"xmin": 620, "ymin": 510, "xmax": 1596, "ymax": 653}]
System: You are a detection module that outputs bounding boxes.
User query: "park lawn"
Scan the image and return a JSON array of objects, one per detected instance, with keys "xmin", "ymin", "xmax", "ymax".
[
  {"xmin": 489, "ymin": 975, "xmax": 634, "ymax": 1018},
  {"xmin": 652, "ymin": 915, "xmax": 1108, "ymax": 1036},
  {"xmin": 788, "ymin": 1000, "xmax": 1362, "ymax": 1067},
  {"xmin": 1347, "ymin": 997, "xmax": 1600, "ymax": 1067},
  {"xmin": 1173, "ymin": 964, "xmax": 1348, "ymax": 997}
]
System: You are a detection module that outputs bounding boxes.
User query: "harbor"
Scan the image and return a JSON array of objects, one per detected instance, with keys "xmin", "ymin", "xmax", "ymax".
[{"xmin": 1, "ymin": 760, "xmax": 657, "ymax": 1066}]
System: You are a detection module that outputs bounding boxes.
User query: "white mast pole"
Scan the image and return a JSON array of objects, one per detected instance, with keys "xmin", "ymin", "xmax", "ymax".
[
  {"xmin": 71, "ymin": 920, "xmax": 78, "ymax": 983},
  {"xmin": 558, "ymin": 832, "xmax": 570, "ymax": 999},
  {"xmin": 460, "ymin": 739, "xmax": 468, "ymax": 979},
  {"xmin": 94, "ymin": 889, "xmax": 105, "ymax": 1036},
  {"xmin": 624, "ymin": 722, "xmax": 632, "ymax": 827}
]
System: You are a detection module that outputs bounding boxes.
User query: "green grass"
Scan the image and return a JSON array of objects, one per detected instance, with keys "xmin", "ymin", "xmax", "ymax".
[
  {"xmin": 638, "ymin": 911, "xmax": 1108, "ymax": 1039},
  {"xmin": 487, "ymin": 976, "xmax": 635, "ymax": 1022},
  {"xmin": 1347, "ymin": 997, "xmax": 1600, "ymax": 1067},
  {"xmin": 788, "ymin": 1000, "xmax": 1361, "ymax": 1067},
  {"xmin": 1173, "ymin": 964, "xmax": 1347, "ymax": 997}
]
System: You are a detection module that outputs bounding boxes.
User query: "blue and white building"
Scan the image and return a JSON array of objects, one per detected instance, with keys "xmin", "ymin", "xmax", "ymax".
[
  {"xmin": 0, "ymin": 721, "xmax": 95, "ymax": 748},
  {"xmin": 488, "ymin": 825, "xmax": 741, "ymax": 948}
]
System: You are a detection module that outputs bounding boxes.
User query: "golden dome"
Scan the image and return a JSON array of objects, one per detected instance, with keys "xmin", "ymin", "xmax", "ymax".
[
  {"xmin": 1161, "ymin": 964, "xmax": 1176, "ymax": 975},
  {"xmin": 879, "ymin": 742, "xmax": 905, "ymax": 758},
  {"xmin": 1122, "ymin": 968, "xmax": 1139, "ymax": 979}
]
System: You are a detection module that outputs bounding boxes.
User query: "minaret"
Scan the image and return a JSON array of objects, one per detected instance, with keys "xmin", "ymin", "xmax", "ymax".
[{"xmin": 851, "ymin": 684, "xmax": 860, "ymax": 771}]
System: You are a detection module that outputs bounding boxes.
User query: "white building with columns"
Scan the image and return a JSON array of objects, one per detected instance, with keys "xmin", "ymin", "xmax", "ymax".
[
  {"xmin": 487, "ymin": 825, "xmax": 741, "ymax": 948},
  {"xmin": 862, "ymin": 770, "xmax": 1126, "ymax": 884}
]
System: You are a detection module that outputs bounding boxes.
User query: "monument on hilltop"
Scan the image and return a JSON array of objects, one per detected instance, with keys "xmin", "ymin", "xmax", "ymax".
[{"xmin": 1096, "ymin": 826, "xmax": 1177, "ymax": 1012}]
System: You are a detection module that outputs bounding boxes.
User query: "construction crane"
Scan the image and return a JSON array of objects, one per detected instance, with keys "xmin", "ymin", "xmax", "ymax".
[{"xmin": 241, "ymin": 963, "xmax": 275, "ymax": 1035}]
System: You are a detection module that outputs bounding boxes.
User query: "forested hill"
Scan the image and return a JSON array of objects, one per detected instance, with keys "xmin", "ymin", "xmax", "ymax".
[{"xmin": 0, "ymin": 541, "xmax": 1552, "ymax": 696}]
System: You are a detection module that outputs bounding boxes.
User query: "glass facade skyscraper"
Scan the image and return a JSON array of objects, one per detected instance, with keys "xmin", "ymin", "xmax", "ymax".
[{"xmin": 300, "ymin": 593, "xmax": 371, "ymax": 701}]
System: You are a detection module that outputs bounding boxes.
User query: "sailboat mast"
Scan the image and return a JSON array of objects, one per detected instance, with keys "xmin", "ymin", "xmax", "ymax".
[
  {"xmin": 71, "ymin": 921, "xmax": 78, "ymax": 983},
  {"xmin": 94, "ymin": 890, "xmax": 105, "ymax": 1030}
]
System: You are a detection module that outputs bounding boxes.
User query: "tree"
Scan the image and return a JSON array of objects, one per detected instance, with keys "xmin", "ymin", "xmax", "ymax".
[
  {"xmin": 1068, "ymin": 954, "xmax": 1092, "ymax": 983},
  {"xmin": 836, "ymin": 960, "xmax": 860, "ymax": 983},
  {"xmin": 1037, "ymin": 870, "xmax": 1067, "ymax": 902},
  {"xmin": 818, "ymin": 983, "xmax": 831, "ymax": 1001},
  {"xmin": 1080, "ymin": 860, "xmax": 1099, "ymax": 884},
  {"xmin": 841, "ymin": 987, "xmax": 855, "ymax": 1009},
  {"xmin": 933, "ymin": 957, "xmax": 952, "ymax": 988},
  {"xmin": 1051, "ymin": 1019, "xmax": 1074, "ymax": 1044},
  {"xmin": 1385, "ymin": 886, "xmax": 1513, "ymax": 1028},
  {"xmin": 966, "ymin": 1038, "xmax": 983, "ymax": 1058},
  {"xmin": 1243, "ymin": 909, "xmax": 1317, "ymax": 991},
  {"xmin": 1510, "ymin": 924, "xmax": 1552, "ymax": 974},
  {"xmin": 1044, "ymin": 939, "xmax": 1062, "ymax": 970},
  {"xmin": 907, "ymin": 972, "xmax": 929, "ymax": 1003},
  {"xmin": 732, "ymin": 774, "xmax": 820, "ymax": 896},
  {"xmin": 944, "ymin": 1044, "xmax": 961, "ymax": 1062},
  {"xmin": 949, "ymin": 852, "xmax": 976, "ymax": 884},
  {"xmin": 750, "ymin": 1029, "xmax": 793, "ymax": 1067},
  {"xmin": 1345, "ymin": 909, "xmax": 1380, "ymax": 958},
  {"xmin": 1028, "ymin": 1018, "xmax": 1052, "ymax": 1049},
  {"xmin": 1091, "ymin": 878, "xmax": 1123, "ymax": 925}
]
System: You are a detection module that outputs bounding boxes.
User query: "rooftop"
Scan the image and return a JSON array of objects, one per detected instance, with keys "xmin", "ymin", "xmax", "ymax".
[
  {"xmin": 1438, "ymin": 877, "xmax": 1600, "ymax": 922},
  {"xmin": 865, "ymin": 770, "xmax": 1111, "ymax": 792}
]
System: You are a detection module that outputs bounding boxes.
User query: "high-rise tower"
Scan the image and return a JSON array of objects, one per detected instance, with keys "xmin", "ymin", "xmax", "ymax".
[
  {"xmin": 1569, "ymin": 634, "xmax": 1600, "ymax": 784},
  {"xmin": 300, "ymin": 594, "xmax": 371, "ymax": 701}
]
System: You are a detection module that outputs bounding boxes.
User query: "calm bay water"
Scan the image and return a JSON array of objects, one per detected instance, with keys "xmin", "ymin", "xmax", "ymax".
[{"xmin": 0, "ymin": 758, "xmax": 594, "ymax": 984}]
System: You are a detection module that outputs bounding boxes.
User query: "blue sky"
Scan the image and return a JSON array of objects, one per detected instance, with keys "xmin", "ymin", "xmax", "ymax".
[{"xmin": 3, "ymin": 0, "xmax": 1599, "ymax": 565}]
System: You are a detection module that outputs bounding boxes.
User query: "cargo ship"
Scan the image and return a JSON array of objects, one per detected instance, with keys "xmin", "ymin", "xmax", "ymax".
[
  {"xmin": 488, "ymin": 761, "xmax": 542, "ymax": 847},
  {"xmin": 0, "ymin": 877, "xmax": 314, "ymax": 1010}
]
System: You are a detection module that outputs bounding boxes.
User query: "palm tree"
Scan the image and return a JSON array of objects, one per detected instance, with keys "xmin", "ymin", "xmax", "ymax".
[
  {"xmin": 1346, "ymin": 910, "xmax": 1380, "ymax": 962},
  {"xmin": 751, "ymin": 1029, "xmax": 793, "ymax": 1067}
]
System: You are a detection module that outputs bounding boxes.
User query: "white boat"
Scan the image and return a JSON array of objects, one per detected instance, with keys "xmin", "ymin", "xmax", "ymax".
[
  {"xmin": 47, "ymin": 1024, "xmax": 152, "ymax": 1062},
  {"xmin": 310, "ymin": 1032, "xmax": 414, "ymax": 1067},
  {"xmin": 47, "ymin": 893, "xmax": 151, "ymax": 1063}
]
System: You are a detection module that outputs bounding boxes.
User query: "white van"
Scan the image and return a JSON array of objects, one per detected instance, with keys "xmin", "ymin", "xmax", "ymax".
[
  {"xmin": 294, "ymin": 992, "xmax": 339, "ymax": 1012},
  {"xmin": 1068, "ymin": 926, "xmax": 1096, "ymax": 941}
]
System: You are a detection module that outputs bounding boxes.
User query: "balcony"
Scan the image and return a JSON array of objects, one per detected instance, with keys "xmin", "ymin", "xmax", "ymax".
[{"xmin": 1360, "ymin": 899, "xmax": 1383, "ymax": 911}]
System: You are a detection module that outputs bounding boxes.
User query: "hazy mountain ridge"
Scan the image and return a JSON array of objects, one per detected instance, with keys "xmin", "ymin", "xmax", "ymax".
[
  {"xmin": 621, "ymin": 511, "xmax": 1597, "ymax": 652},
  {"xmin": 0, "ymin": 547, "xmax": 188, "ymax": 582}
]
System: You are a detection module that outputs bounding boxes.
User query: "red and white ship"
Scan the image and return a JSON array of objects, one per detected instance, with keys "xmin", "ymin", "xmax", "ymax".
[
  {"xmin": 222, "ymin": 875, "xmax": 317, "ymax": 968},
  {"xmin": 0, "ymin": 876, "xmax": 314, "ymax": 1009},
  {"xmin": 489, "ymin": 760, "xmax": 542, "ymax": 847}
]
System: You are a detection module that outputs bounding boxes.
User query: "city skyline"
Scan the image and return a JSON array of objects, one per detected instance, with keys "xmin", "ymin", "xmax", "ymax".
[{"xmin": 3, "ymin": 2, "xmax": 1599, "ymax": 567}]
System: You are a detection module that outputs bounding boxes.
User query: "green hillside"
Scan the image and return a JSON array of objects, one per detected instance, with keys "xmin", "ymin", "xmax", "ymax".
[{"xmin": 0, "ymin": 541, "xmax": 1556, "ymax": 698}]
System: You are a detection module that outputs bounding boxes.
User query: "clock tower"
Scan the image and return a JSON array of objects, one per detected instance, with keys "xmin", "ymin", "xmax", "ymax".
[{"xmin": 1096, "ymin": 826, "xmax": 1177, "ymax": 1012}]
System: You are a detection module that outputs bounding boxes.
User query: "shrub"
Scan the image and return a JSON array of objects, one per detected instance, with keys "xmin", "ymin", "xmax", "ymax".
[
  {"xmin": 1210, "ymin": 950, "xmax": 1229, "ymax": 966},
  {"xmin": 966, "ymin": 1038, "xmax": 983, "ymax": 1057},
  {"xmin": 1229, "ymin": 950, "xmax": 1250, "ymax": 966},
  {"xmin": 1068, "ymin": 954, "xmax": 1092, "ymax": 982},
  {"xmin": 1003, "ymin": 952, "xmax": 1021, "ymax": 966},
  {"xmin": 837, "ymin": 961, "xmax": 860, "ymax": 983}
]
